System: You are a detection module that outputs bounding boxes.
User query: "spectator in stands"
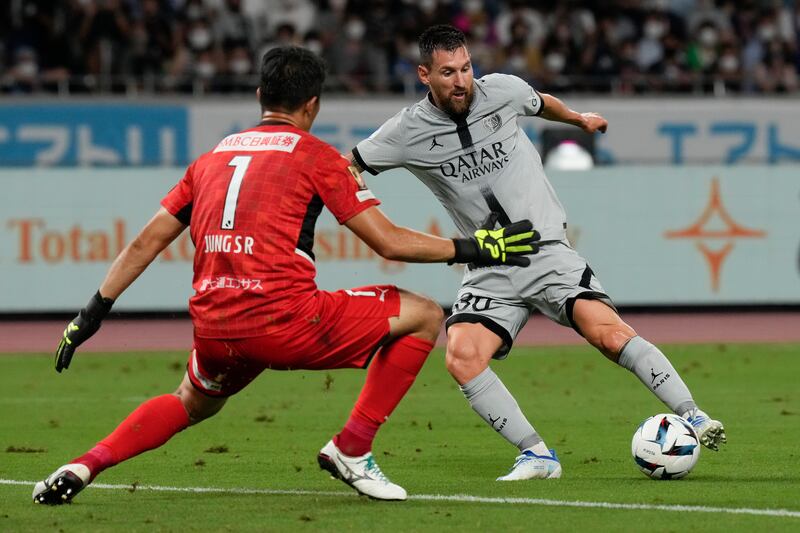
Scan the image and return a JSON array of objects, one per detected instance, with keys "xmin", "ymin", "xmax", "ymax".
[
  {"xmin": 129, "ymin": 0, "xmax": 175, "ymax": 79},
  {"xmin": 326, "ymin": 14, "xmax": 388, "ymax": 94},
  {"xmin": 257, "ymin": 22, "xmax": 302, "ymax": 62},
  {"xmin": 192, "ymin": 48, "xmax": 219, "ymax": 91},
  {"xmin": 181, "ymin": 0, "xmax": 214, "ymax": 23},
  {"xmin": 78, "ymin": 0, "xmax": 131, "ymax": 78},
  {"xmin": 303, "ymin": 29, "xmax": 323, "ymax": 57},
  {"xmin": 754, "ymin": 40, "xmax": 798, "ymax": 93},
  {"xmin": 497, "ymin": 18, "xmax": 540, "ymax": 83},
  {"xmin": 215, "ymin": 0, "xmax": 256, "ymax": 49},
  {"xmin": 221, "ymin": 44, "xmax": 254, "ymax": 92},
  {"xmin": 582, "ymin": 15, "xmax": 621, "ymax": 93},
  {"xmin": 6, "ymin": 46, "xmax": 39, "ymax": 93},
  {"xmin": 715, "ymin": 43, "xmax": 743, "ymax": 92},
  {"xmin": 265, "ymin": 0, "xmax": 316, "ymax": 40},
  {"xmin": 450, "ymin": 0, "xmax": 497, "ymax": 75},
  {"xmin": 2, "ymin": 0, "xmax": 800, "ymax": 96},
  {"xmin": 636, "ymin": 11, "xmax": 668, "ymax": 73},
  {"xmin": 390, "ymin": 30, "xmax": 422, "ymax": 93},
  {"xmin": 494, "ymin": 1, "xmax": 546, "ymax": 49}
]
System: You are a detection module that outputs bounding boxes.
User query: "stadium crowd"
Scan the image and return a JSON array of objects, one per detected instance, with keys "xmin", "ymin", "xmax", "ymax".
[{"xmin": 1, "ymin": 0, "xmax": 799, "ymax": 95}]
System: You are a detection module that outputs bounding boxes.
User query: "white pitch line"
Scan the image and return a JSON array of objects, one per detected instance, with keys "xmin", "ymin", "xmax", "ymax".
[{"xmin": 3, "ymin": 479, "xmax": 799, "ymax": 519}]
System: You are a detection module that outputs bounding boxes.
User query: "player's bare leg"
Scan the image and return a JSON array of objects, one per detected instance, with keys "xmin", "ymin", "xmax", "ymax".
[
  {"xmin": 446, "ymin": 323, "xmax": 561, "ymax": 481},
  {"xmin": 174, "ymin": 372, "xmax": 228, "ymax": 424},
  {"xmin": 572, "ymin": 298, "xmax": 726, "ymax": 450},
  {"xmin": 33, "ymin": 374, "xmax": 225, "ymax": 505},
  {"xmin": 318, "ymin": 289, "xmax": 441, "ymax": 501}
]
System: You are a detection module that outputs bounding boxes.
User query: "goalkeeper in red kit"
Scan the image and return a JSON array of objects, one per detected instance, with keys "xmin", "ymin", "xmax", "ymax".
[{"xmin": 33, "ymin": 46, "xmax": 540, "ymax": 503}]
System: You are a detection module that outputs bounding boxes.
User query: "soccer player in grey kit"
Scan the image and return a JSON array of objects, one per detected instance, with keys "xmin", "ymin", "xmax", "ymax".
[{"xmin": 347, "ymin": 25, "xmax": 726, "ymax": 480}]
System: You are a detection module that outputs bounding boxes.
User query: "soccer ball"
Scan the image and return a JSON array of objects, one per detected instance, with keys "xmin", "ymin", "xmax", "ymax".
[{"xmin": 631, "ymin": 413, "xmax": 700, "ymax": 479}]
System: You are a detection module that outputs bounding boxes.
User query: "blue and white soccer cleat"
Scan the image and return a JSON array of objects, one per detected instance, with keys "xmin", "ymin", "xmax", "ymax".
[
  {"xmin": 32, "ymin": 463, "xmax": 91, "ymax": 505},
  {"xmin": 683, "ymin": 409, "xmax": 727, "ymax": 451},
  {"xmin": 496, "ymin": 448, "xmax": 562, "ymax": 481},
  {"xmin": 317, "ymin": 440, "xmax": 407, "ymax": 501}
]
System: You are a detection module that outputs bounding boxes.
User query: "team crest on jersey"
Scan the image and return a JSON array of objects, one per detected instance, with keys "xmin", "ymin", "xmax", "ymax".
[
  {"xmin": 482, "ymin": 113, "xmax": 502, "ymax": 133},
  {"xmin": 348, "ymin": 165, "xmax": 368, "ymax": 190}
]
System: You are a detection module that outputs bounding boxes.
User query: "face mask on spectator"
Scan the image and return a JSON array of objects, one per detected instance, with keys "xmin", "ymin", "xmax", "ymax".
[
  {"xmin": 644, "ymin": 21, "xmax": 666, "ymax": 40},
  {"xmin": 345, "ymin": 19, "xmax": 366, "ymax": 40},
  {"xmin": 465, "ymin": 0, "xmax": 482, "ymax": 14},
  {"xmin": 545, "ymin": 52, "xmax": 565, "ymax": 73},
  {"xmin": 17, "ymin": 59, "xmax": 38, "ymax": 78},
  {"xmin": 699, "ymin": 27, "xmax": 718, "ymax": 47},
  {"xmin": 190, "ymin": 28, "xmax": 213, "ymax": 50},
  {"xmin": 131, "ymin": 24, "xmax": 148, "ymax": 47},
  {"xmin": 509, "ymin": 54, "xmax": 526, "ymax": 71},
  {"xmin": 420, "ymin": 0, "xmax": 437, "ymax": 14},
  {"xmin": 305, "ymin": 40, "xmax": 322, "ymax": 55},
  {"xmin": 196, "ymin": 61, "xmax": 216, "ymax": 78},
  {"xmin": 186, "ymin": 2, "xmax": 203, "ymax": 20},
  {"xmin": 719, "ymin": 53, "xmax": 739, "ymax": 73},
  {"xmin": 758, "ymin": 24, "xmax": 777, "ymax": 41},
  {"xmin": 473, "ymin": 23, "xmax": 488, "ymax": 40},
  {"xmin": 230, "ymin": 58, "xmax": 251, "ymax": 75},
  {"xmin": 664, "ymin": 62, "xmax": 680, "ymax": 81}
]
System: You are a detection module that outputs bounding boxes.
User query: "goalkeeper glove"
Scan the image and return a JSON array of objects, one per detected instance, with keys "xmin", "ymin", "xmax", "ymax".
[
  {"xmin": 55, "ymin": 291, "xmax": 114, "ymax": 373},
  {"xmin": 450, "ymin": 214, "xmax": 541, "ymax": 267}
]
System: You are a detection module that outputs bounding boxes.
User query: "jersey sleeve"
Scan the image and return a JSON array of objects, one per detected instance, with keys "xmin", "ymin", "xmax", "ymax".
[
  {"xmin": 486, "ymin": 73, "xmax": 544, "ymax": 117},
  {"xmin": 352, "ymin": 109, "xmax": 407, "ymax": 175},
  {"xmin": 314, "ymin": 149, "xmax": 380, "ymax": 224},
  {"xmin": 160, "ymin": 161, "xmax": 195, "ymax": 225}
]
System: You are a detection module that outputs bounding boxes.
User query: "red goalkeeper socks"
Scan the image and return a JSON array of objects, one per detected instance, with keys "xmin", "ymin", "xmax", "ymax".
[
  {"xmin": 334, "ymin": 335, "xmax": 433, "ymax": 457},
  {"xmin": 72, "ymin": 394, "xmax": 190, "ymax": 480}
]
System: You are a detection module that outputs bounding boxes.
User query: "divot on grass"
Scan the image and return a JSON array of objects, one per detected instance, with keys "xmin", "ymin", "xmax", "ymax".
[{"xmin": 204, "ymin": 445, "xmax": 229, "ymax": 454}]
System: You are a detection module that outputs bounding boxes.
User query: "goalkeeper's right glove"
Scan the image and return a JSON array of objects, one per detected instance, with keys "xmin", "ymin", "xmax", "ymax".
[
  {"xmin": 55, "ymin": 291, "xmax": 114, "ymax": 373},
  {"xmin": 449, "ymin": 215, "xmax": 541, "ymax": 267}
]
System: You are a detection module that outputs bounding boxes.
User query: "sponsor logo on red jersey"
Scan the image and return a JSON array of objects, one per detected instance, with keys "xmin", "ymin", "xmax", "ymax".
[{"xmin": 213, "ymin": 132, "xmax": 301, "ymax": 153}]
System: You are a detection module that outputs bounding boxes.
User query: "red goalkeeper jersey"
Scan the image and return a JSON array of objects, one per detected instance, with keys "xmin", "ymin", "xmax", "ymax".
[{"xmin": 161, "ymin": 123, "xmax": 380, "ymax": 338}]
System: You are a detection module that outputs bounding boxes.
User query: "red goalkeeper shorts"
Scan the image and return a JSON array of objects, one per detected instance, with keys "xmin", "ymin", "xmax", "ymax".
[{"xmin": 187, "ymin": 285, "xmax": 400, "ymax": 397}]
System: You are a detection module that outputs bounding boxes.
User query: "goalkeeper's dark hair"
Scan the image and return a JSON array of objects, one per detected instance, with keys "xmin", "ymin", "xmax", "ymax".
[
  {"xmin": 259, "ymin": 46, "xmax": 326, "ymax": 112},
  {"xmin": 418, "ymin": 25, "xmax": 467, "ymax": 67}
]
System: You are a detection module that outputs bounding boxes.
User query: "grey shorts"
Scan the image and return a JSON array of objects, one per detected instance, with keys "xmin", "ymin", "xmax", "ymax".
[{"xmin": 445, "ymin": 240, "xmax": 616, "ymax": 359}]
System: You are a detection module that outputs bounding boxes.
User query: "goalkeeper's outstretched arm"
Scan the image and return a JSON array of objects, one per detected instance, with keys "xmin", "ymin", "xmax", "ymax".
[
  {"xmin": 344, "ymin": 206, "xmax": 540, "ymax": 267},
  {"xmin": 54, "ymin": 208, "xmax": 186, "ymax": 372},
  {"xmin": 345, "ymin": 206, "xmax": 456, "ymax": 263},
  {"xmin": 98, "ymin": 208, "xmax": 186, "ymax": 300}
]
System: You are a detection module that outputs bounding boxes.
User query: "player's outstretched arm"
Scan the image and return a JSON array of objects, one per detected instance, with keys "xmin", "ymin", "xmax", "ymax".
[
  {"xmin": 538, "ymin": 93, "xmax": 608, "ymax": 134},
  {"xmin": 344, "ymin": 207, "xmax": 540, "ymax": 266},
  {"xmin": 55, "ymin": 208, "xmax": 186, "ymax": 372}
]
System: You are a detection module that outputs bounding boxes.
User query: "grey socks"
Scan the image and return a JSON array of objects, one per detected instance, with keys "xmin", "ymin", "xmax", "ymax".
[
  {"xmin": 458, "ymin": 336, "xmax": 697, "ymax": 453},
  {"xmin": 460, "ymin": 367, "xmax": 542, "ymax": 451},
  {"xmin": 618, "ymin": 336, "xmax": 697, "ymax": 416}
]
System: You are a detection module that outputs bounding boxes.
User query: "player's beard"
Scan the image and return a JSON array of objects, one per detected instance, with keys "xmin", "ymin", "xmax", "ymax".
[{"xmin": 439, "ymin": 85, "xmax": 474, "ymax": 118}]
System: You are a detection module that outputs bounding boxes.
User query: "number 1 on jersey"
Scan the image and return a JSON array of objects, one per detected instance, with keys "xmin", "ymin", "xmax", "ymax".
[{"xmin": 221, "ymin": 155, "xmax": 252, "ymax": 230}]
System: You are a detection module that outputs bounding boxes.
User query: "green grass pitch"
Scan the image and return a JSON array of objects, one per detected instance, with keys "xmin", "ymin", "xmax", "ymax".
[{"xmin": 1, "ymin": 344, "xmax": 798, "ymax": 531}]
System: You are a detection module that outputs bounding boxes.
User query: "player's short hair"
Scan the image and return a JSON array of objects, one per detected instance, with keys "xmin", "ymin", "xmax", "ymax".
[
  {"xmin": 259, "ymin": 46, "xmax": 326, "ymax": 112},
  {"xmin": 418, "ymin": 25, "xmax": 467, "ymax": 67}
]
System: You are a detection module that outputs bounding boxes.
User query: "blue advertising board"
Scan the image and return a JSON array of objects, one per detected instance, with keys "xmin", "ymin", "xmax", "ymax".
[
  {"xmin": 0, "ymin": 104, "xmax": 188, "ymax": 166},
  {"xmin": 4, "ymin": 99, "xmax": 800, "ymax": 166}
]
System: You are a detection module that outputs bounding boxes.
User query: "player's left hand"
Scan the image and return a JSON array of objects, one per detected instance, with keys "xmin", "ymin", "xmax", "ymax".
[
  {"xmin": 580, "ymin": 112, "xmax": 607, "ymax": 134},
  {"xmin": 450, "ymin": 214, "xmax": 541, "ymax": 267},
  {"xmin": 55, "ymin": 291, "xmax": 114, "ymax": 373}
]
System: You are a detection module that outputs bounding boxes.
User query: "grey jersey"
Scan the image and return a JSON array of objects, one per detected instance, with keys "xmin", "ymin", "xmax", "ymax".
[{"xmin": 354, "ymin": 73, "xmax": 567, "ymax": 241}]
